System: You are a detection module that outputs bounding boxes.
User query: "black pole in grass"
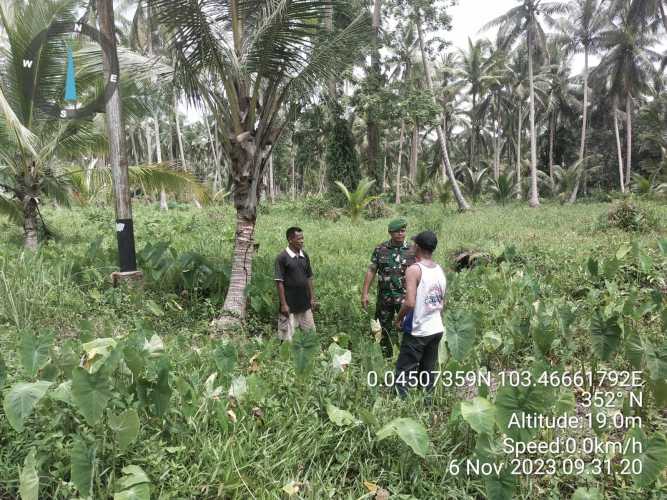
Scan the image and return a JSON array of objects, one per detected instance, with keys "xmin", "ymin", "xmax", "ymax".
[{"xmin": 98, "ymin": 0, "xmax": 141, "ymax": 282}]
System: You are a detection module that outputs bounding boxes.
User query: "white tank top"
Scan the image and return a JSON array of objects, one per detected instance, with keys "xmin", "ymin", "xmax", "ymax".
[{"xmin": 411, "ymin": 262, "xmax": 446, "ymax": 337}]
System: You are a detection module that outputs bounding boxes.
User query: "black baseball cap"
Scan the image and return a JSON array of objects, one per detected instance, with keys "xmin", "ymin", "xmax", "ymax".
[{"xmin": 412, "ymin": 231, "xmax": 438, "ymax": 252}]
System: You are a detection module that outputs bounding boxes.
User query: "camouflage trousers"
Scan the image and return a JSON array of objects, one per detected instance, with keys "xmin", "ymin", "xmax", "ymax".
[{"xmin": 375, "ymin": 297, "xmax": 402, "ymax": 358}]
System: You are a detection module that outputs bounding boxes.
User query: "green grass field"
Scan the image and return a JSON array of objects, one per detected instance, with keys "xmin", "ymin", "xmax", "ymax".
[{"xmin": 1, "ymin": 199, "xmax": 666, "ymax": 499}]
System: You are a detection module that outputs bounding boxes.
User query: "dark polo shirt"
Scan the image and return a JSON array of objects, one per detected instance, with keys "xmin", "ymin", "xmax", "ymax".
[{"xmin": 274, "ymin": 248, "xmax": 313, "ymax": 313}]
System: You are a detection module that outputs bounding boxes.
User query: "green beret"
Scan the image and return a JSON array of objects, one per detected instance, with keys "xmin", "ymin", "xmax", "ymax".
[{"xmin": 388, "ymin": 218, "xmax": 407, "ymax": 232}]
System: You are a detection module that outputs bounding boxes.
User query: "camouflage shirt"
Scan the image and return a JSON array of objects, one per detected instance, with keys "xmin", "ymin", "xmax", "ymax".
[{"xmin": 370, "ymin": 240, "xmax": 416, "ymax": 304}]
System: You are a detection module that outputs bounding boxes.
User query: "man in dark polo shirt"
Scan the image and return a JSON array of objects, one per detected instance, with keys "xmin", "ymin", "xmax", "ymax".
[{"xmin": 274, "ymin": 227, "xmax": 318, "ymax": 341}]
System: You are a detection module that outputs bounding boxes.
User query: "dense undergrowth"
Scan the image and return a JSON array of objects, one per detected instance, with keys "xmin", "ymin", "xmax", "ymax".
[{"xmin": 0, "ymin": 199, "xmax": 666, "ymax": 499}]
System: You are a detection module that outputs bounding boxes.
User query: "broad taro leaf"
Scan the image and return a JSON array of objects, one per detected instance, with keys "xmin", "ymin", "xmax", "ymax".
[
  {"xmin": 376, "ymin": 417, "xmax": 429, "ymax": 458},
  {"xmin": 482, "ymin": 331, "xmax": 502, "ymax": 352},
  {"xmin": 227, "ymin": 375, "xmax": 247, "ymax": 401},
  {"xmin": 213, "ymin": 342, "xmax": 237, "ymax": 373},
  {"xmin": 586, "ymin": 257, "xmax": 599, "ymax": 278},
  {"xmin": 590, "ymin": 311, "xmax": 621, "ymax": 361},
  {"xmin": 530, "ymin": 302, "xmax": 554, "ymax": 356},
  {"xmin": 474, "ymin": 433, "xmax": 501, "ymax": 465},
  {"xmin": 646, "ymin": 342, "xmax": 667, "ymax": 381},
  {"xmin": 0, "ymin": 353, "xmax": 6, "ymax": 387},
  {"xmin": 461, "ymin": 397, "xmax": 496, "ymax": 435},
  {"xmin": 658, "ymin": 238, "xmax": 667, "ymax": 256},
  {"xmin": 326, "ymin": 403, "xmax": 359, "ymax": 427},
  {"xmin": 152, "ymin": 360, "xmax": 172, "ymax": 417},
  {"xmin": 19, "ymin": 330, "xmax": 53, "ymax": 378},
  {"xmin": 81, "ymin": 338, "xmax": 117, "ymax": 374},
  {"xmin": 624, "ymin": 428, "xmax": 667, "ymax": 488},
  {"xmin": 495, "ymin": 382, "xmax": 553, "ymax": 442},
  {"xmin": 118, "ymin": 464, "xmax": 150, "ymax": 489},
  {"xmin": 557, "ymin": 304, "xmax": 575, "ymax": 337},
  {"xmin": 108, "ymin": 409, "xmax": 140, "ymax": 451},
  {"xmin": 291, "ymin": 330, "xmax": 319, "ymax": 376},
  {"xmin": 3, "ymin": 381, "xmax": 52, "ymax": 432},
  {"xmin": 649, "ymin": 379, "xmax": 667, "ymax": 407},
  {"xmin": 71, "ymin": 367, "xmax": 112, "ymax": 426},
  {"xmin": 571, "ymin": 487, "xmax": 603, "ymax": 500},
  {"xmin": 484, "ymin": 466, "xmax": 516, "ymax": 500},
  {"xmin": 51, "ymin": 380, "xmax": 73, "ymax": 405},
  {"xmin": 19, "ymin": 448, "xmax": 39, "ymax": 500},
  {"xmin": 602, "ymin": 257, "xmax": 620, "ymax": 280},
  {"xmin": 445, "ymin": 310, "xmax": 476, "ymax": 362},
  {"xmin": 625, "ymin": 332, "xmax": 647, "ymax": 370},
  {"xmin": 553, "ymin": 389, "xmax": 576, "ymax": 415},
  {"xmin": 142, "ymin": 334, "xmax": 164, "ymax": 357},
  {"xmin": 71, "ymin": 437, "xmax": 95, "ymax": 498}
]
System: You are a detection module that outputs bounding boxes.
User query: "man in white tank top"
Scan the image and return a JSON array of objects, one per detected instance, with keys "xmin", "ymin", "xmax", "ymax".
[{"xmin": 394, "ymin": 231, "xmax": 447, "ymax": 397}]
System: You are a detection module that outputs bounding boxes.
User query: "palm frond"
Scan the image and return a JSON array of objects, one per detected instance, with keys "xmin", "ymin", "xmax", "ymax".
[
  {"xmin": 0, "ymin": 81, "xmax": 37, "ymax": 156},
  {"xmin": 68, "ymin": 162, "xmax": 211, "ymax": 204},
  {"xmin": 0, "ymin": 192, "xmax": 22, "ymax": 226}
]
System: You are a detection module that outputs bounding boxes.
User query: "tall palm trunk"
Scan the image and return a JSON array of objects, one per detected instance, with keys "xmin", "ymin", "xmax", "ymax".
[
  {"xmin": 367, "ymin": 0, "xmax": 382, "ymax": 189},
  {"xmin": 469, "ymin": 93, "xmax": 476, "ymax": 170},
  {"xmin": 153, "ymin": 113, "xmax": 168, "ymax": 210},
  {"xmin": 527, "ymin": 31, "xmax": 540, "ymax": 208},
  {"xmin": 19, "ymin": 162, "xmax": 39, "ymax": 250},
  {"xmin": 174, "ymin": 93, "xmax": 187, "ymax": 171},
  {"xmin": 144, "ymin": 121, "xmax": 153, "ymax": 164},
  {"xmin": 219, "ymin": 213, "xmax": 255, "ymax": 323},
  {"xmin": 396, "ymin": 119, "xmax": 405, "ymax": 203},
  {"xmin": 205, "ymin": 114, "xmax": 221, "ymax": 193},
  {"xmin": 409, "ymin": 124, "xmax": 419, "ymax": 184},
  {"xmin": 22, "ymin": 194, "xmax": 38, "ymax": 250},
  {"xmin": 516, "ymin": 106, "xmax": 522, "ymax": 199},
  {"xmin": 291, "ymin": 139, "xmax": 296, "ymax": 201},
  {"xmin": 415, "ymin": 10, "xmax": 469, "ymax": 210},
  {"xmin": 625, "ymin": 94, "xmax": 632, "ymax": 190},
  {"xmin": 268, "ymin": 152, "xmax": 275, "ymax": 203},
  {"xmin": 548, "ymin": 112, "xmax": 555, "ymax": 180},
  {"xmin": 325, "ymin": 3, "xmax": 336, "ymax": 98},
  {"xmin": 613, "ymin": 96, "xmax": 625, "ymax": 192},
  {"xmin": 569, "ymin": 49, "xmax": 589, "ymax": 204},
  {"xmin": 129, "ymin": 129, "xmax": 138, "ymax": 163},
  {"xmin": 493, "ymin": 92, "xmax": 500, "ymax": 180},
  {"xmin": 98, "ymin": 0, "xmax": 137, "ymax": 273}
]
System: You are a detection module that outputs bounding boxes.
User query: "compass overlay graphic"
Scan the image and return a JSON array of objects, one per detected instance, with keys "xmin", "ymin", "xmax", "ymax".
[{"xmin": 21, "ymin": 21, "xmax": 119, "ymax": 120}]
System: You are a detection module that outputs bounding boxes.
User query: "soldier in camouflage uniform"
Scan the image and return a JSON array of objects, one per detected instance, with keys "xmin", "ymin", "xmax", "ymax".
[{"xmin": 362, "ymin": 218, "xmax": 416, "ymax": 357}]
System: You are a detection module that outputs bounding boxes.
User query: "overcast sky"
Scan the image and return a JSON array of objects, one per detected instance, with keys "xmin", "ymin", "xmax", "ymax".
[{"xmin": 448, "ymin": 0, "xmax": 518, "ymax": 49}]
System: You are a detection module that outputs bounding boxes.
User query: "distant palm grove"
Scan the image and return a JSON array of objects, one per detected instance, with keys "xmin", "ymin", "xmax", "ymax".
[{"xmin": 0, "ymin": 0, "xmax": 665, "ymax": 317}]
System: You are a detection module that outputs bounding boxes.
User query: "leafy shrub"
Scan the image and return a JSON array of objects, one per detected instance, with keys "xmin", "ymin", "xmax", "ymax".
[
  {"xmin": 364, "ymin": 198, "xmax": 393, "ymax": 220},
  {"xmin": 302, "ymin": 195, "xmax": 341, "ymax": 221},
  {"xmin": 599, "ymin": 200, "xmax": 660, "ymax": 232},
  {"xmin": 435, "ymin": 181, "xmax": 452, "ymax": 208},
  {"xmin": 138, "ymin": 240, "xmax": 227, "ymax": 297}
]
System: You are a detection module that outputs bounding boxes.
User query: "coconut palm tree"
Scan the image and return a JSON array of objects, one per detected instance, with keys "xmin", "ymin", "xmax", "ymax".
[
  {"xmin": 595, "ymin": 6, "xmax": 661, "ymax": 190},
  {"xmin": 627, "ymin": 0, "xmax": 667, "ymax": 32},
  {"xmin": 0, "ymin": 0, "xmax": 208, "ymax": 249},
  {"xmin": 149, "ymin": 0, "xmax": 371, "ymax": 328},
  {"xmin": 0, "ymin": 0, "xmax": 107, "ymax": 249},
  {"xmin": 413, "ymin": 4, "xmax": 470, "ymax": 210},
  {"xmin": 555, "ymin": 0, "xmax": 609, "ymax": 203},
  {"xmin": 542, "ymin": 40, "xmax": 579, "ymax": 182},
  {"xmin": 485, "ymin": 0, "xmax": 569, "ymax": 208},
  {"xmin": 488, "ymin": 170, "xmax": 519, "ymax": 205},
  {"xmin": 457, "ymin": 38, "xmax": 496, "ymax": 171}
]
